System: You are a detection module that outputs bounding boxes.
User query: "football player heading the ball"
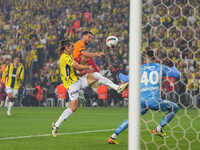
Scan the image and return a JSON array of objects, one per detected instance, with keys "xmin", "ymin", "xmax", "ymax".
[{"xmin": 72, "ymin": 31, "xmax": 128, "ymax": 94}]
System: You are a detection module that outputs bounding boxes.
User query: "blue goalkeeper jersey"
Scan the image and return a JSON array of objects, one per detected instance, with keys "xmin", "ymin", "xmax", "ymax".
[{"xmin": 140, "ymin": 62, "xmax": 180, "ymax": 101}]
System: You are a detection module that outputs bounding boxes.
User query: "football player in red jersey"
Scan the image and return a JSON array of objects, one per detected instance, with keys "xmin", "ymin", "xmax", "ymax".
[{"xmin": 73, "ymin": 31, "xmax": 128, "ymax": 93}]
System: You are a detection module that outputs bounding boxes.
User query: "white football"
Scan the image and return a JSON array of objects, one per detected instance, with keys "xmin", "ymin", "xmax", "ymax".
[{"xmin": 106, "ymin": 36, "xmax": 118, "ymax": 48}]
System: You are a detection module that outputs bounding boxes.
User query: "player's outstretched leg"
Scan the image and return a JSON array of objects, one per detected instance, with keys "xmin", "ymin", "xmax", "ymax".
[
  {"xmin": 52, "ymin": 99, "xmax": 79, "ymax": 137},
  {"xmin": 92, "ymin": 72, "xmax": 128, "ymax": 93},
  {"xmin": 152, "ymin": 100, "xmax": 179, "ymax": 137},
  {"xmin": 108, "ymin": 120, "xmax": 128, "ymax": 144},
  {"xmin": 160, "ymin": 101, "xmax": 179, "ymax": 127},
  {"xmin": 52, "ymin": 107, "xmax": 73, "ymax": 137}
]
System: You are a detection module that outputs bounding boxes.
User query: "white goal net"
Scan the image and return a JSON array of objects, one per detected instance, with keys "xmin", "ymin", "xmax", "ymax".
[{"xmin": 137, "ymin": 0, "xmax": 200, "ymax": 150}]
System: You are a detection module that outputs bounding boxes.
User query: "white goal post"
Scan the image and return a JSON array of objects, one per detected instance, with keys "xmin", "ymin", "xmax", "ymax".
[{"xmin": 129, "ymin": 0, "xmax": 142, "ymax": 150}]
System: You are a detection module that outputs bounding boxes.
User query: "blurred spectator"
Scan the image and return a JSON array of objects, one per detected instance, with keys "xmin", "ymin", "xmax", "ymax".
[
  {"xmin": 162, "ymin": 59, "xmax": 178, "ymax": 103},
  {"xmin": 46, "ymin": 82, "xmax": 57, "ymax": 106},
  {"xmin": 97, "ymin": 84, "xmax": 108, "ymax": 107},
  {"xmin": 33, "ymin": 82, "xmax": 44, "ymax": 106},
  {"xmin": 84, "ymin": 87, "xmax": 98, "ymax": 107},
  {"xmin": 55, "ymin": 83, "xmax": 67, "ymax": 107}
]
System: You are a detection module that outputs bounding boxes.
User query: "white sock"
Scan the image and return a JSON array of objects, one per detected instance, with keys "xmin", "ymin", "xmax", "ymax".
[
  {"xmin": 0, "ymin": 101, "xmax": 4, "ymax": 107},
  {"xmin": 5, "ymin": 96, "xmax": 8, "ymax": 107},
  {"xmin": 111, "ymin": 133, "xmax": 118, "ymax": 139},
  {"xmin": 93, "ymin": 72, "xmax": 119, "ymax": 91},
  {"xmin": 55, "ymin": 108, "xmax": 73, "ymax": 128},
  {"xmin": 7, "ymin": 101, "xmax": 14, "ymax": 113},
  {"xmin": 156, "ymin": 125, "xmax": 162, "ymax": 132}
]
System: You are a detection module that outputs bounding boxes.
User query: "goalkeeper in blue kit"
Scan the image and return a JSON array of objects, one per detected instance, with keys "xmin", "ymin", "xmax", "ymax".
[{"xmin": 108, "ymin": 50, "xmax": 180, "ymax": 144}]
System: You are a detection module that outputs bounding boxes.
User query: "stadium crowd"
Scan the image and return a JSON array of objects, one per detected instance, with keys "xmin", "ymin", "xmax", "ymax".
[
  {"xmin": 0, "ymin": 0, "xmax": 129, "ymax": 107},
  {"xmin": 0, "ymin": 0, "xmax": 199, "ymax": 107},
  {"xmin": 142, "ymin": 0, "xmax": 200, "ymax": 107}
]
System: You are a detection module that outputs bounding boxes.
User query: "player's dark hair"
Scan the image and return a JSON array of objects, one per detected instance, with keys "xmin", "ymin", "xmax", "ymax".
[
  {"xmin": 81, "ymin": 31, "xmax": 94, "ymax": 37},
  {"xmin": 146, "ymin": 49, "xmax": 155, "ymax": 60},
  {"xmin": 61, "ymin": 40, "xmax": 71, "ymax": 47},
  {"xmin": 164, "ymin": 59, "xmax": 173, "ymax": 67},
  {"xmin": 57, "ymin": 40, "xmax": 71, "ymax": 56}
]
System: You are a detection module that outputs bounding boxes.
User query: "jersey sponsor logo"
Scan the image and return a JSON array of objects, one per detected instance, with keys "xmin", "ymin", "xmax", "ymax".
[
  {"xmin": 70, "ymin": 90, "xmax": 79, "ymax": 97},
  {"xmin": 141, "ymin": 86, "xmax": 159, "ymax": 92}
]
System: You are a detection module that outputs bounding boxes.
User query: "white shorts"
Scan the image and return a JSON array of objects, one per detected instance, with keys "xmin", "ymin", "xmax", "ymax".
[
  {"xmin": 68, "ymin": 74, "xmax": 88, "ymax": 101},
  {"xmin": 6, "ymin": 87, "xmax": 19, "ymax": 98}
]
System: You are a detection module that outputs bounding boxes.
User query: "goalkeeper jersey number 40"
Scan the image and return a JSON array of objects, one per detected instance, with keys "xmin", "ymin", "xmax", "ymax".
[{"xmin": 140, "ymin": 62, "xmax": 180, "ymax": 101}]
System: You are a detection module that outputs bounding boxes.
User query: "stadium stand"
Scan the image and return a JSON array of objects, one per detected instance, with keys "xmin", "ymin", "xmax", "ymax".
[
  {"xmin": 142, "ymin": 0, "xmax": 200, "ymax": 108},
  {"xmin": 0, "ymin": 0, "xmax": 199, "ymax": 107},
  {"xmin": 0, "ymin": 0, "xmax": 129, "ymax": 106}
]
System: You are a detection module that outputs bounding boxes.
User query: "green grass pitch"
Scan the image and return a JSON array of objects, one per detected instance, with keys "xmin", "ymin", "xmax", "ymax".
[
  {"xmin": 0, "ymin": 107, "xmax": 200, "ymax": 150},
  {"xmin": 0, "ymin": 107, "xmax": 128, "ymax": 150}
]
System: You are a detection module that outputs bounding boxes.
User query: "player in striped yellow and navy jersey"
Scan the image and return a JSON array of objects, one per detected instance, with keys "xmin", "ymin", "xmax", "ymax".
[
  {"xmin": 52, "ymin": 40, "xmax": 93, "ymax": 136},
  {"xmin": 2, "ymin": 56, "xmax": 24, "ymax": 116}
]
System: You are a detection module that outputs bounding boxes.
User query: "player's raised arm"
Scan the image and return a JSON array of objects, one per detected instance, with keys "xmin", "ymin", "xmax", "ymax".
[
  {"xmin": 72, "ymin": 60, "xmax": 93, "ymax": 71},
  {"xmin": 81, "ymin": 50, "xmax": 104, "ymax": 58},
  {"xmin": 162, "ymin": 63, "xmax": 180, "ymax": 78},
  {"xmin": 118, "ymin": 73, "xmax": 129, "ymax": 83}
]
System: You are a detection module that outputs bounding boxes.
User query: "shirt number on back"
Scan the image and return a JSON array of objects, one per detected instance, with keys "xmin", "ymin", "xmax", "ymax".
[{"xmin": 141, "ymin": 71, "xmax": 159, "ymax": 86}]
